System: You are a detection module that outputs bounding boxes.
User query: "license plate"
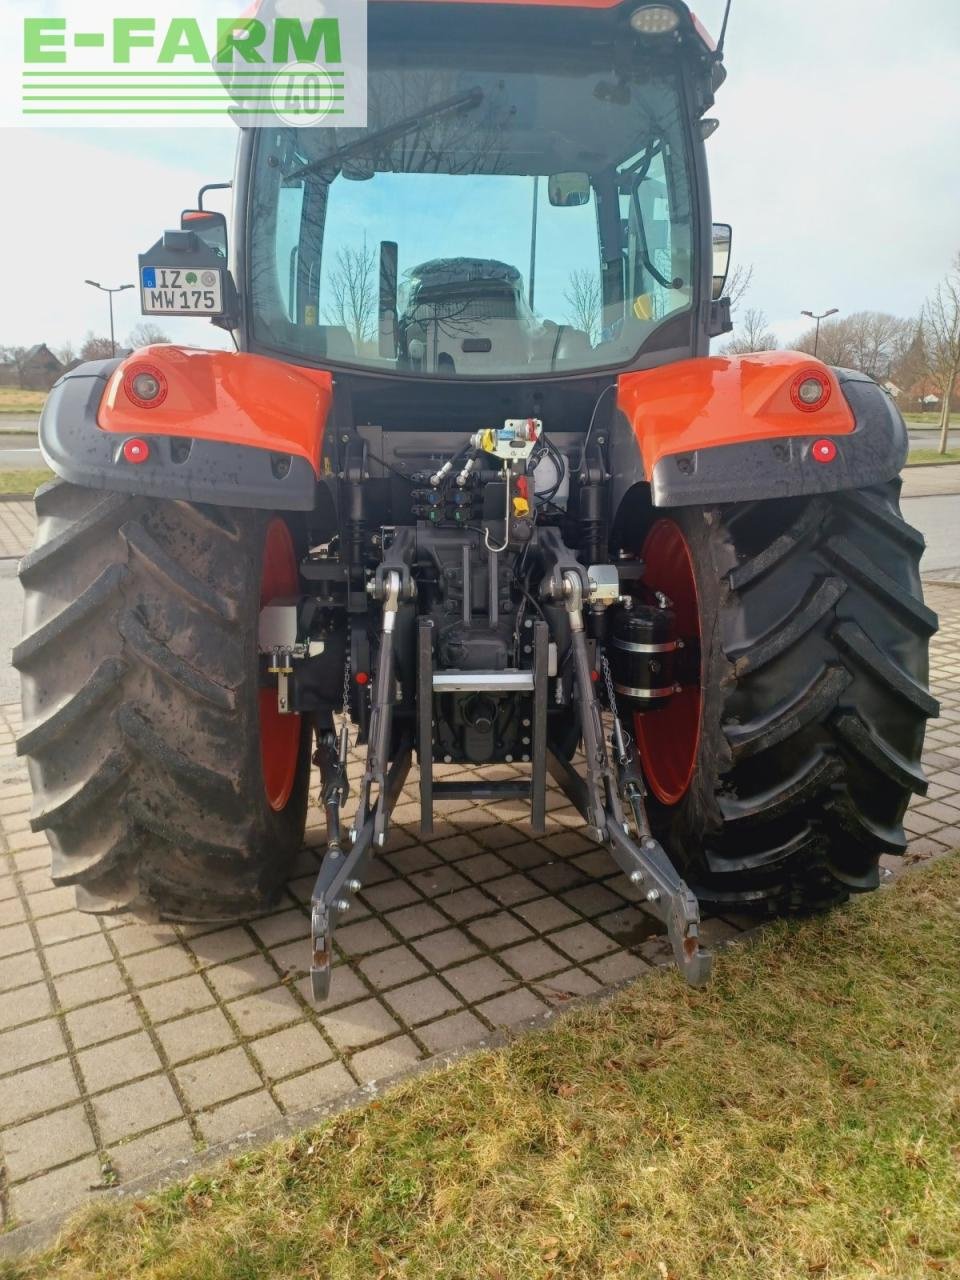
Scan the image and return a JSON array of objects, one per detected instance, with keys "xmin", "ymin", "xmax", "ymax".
[{"xmin": 140, "ymin": 266, "xmax": 224, "ymax": 315}]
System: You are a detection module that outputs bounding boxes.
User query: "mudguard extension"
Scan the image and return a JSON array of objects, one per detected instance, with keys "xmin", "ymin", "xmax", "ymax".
[
  {"xmin": 614, "ymin": 353, "xmax": 908, "ymax": 509},
  {"xmin": 39, "ymin": 348, "xmax": 332, "ymax": 511}
]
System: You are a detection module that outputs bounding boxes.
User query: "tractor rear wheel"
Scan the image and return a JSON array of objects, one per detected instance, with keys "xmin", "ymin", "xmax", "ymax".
[
  {"xmin": 14, "ymin": 480, "xmax": 312, "ymax": 921},
  {"xmin": 633, "ymin": 479, "xmax": 938, "ymax": 911}
]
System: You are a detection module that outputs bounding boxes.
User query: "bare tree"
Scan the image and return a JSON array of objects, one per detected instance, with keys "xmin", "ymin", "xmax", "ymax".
[
  {"xmin": 0, "ymin": 346, "xmax": 30, "ymax": 386},
  {"xmin": 127, "ymin": 322, "xmax": 170, "ymax": 349},
  {"xmin": 722, "ymin": 307, "xmax": 777, "ymax": 355},
  {"xmin": 79, "ymin": 333, "xmax": 116, "ymax": 361},
  {"xmin": 724, "ymin": 262, "xmax": 753, "ymax": 316},
  {"xmin": 563, "ymin": 270, "xmax": 601, "ymax": 345},
  {"xmin": 793, "ymin": 316, "xmax": 855, "ymax": 368},
  {"xmin": 54, "ymin": 342, "xmax": 76, "ymax": 367},
  {"xmin": 890, "ymin": 319, "xmax": 928, "ymax": 409},
  {"xmin": 793, "ymin": 311, "xmax": 912, "ymax": 379},
  {"xmin": 925, "ymin": 252, "xmax": 960, "ymax": 454},
  {"xmin": 323, "ymin": 243, "xmax": 377, "ymax": 350}
]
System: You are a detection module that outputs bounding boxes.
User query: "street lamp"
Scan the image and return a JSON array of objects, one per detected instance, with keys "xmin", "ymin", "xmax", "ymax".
[
  {"xmin": 800, "ymin": 307, "xmax": 839, "ymax": 358},
  {"xmin": 84, "ymin": 280, "xmax": 134, "ymax": 357}
]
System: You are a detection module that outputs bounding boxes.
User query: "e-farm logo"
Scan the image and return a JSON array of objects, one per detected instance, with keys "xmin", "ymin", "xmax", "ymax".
[{"xmin": 4, "ymin": 1, "xmax": 367, "ymax": 128}]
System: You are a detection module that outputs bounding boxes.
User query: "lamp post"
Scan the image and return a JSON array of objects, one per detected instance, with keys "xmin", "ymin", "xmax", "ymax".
[
  {"xmin": 84, "ymin": 280, "xmax": 134, "ymax": 357},
  {"xmin": 800, "ymin": 307, "xmax": 839, "ymax": 358}
]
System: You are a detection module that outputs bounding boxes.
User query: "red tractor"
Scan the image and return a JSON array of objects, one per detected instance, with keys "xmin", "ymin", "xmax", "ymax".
[{"xmin": 17, "ymin": 0, "xmax": 937, "ymax": 998}]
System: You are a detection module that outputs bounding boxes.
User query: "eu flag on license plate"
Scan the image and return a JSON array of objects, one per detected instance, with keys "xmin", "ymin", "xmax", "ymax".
[{"xmin": 141, "ymin": 268, "xmax": 157, "ymax": 289}]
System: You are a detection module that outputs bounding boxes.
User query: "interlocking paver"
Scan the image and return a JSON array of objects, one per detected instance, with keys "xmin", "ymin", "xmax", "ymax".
[
  {"xmin": 0, "ymin": 979, "xmax": 52, "ymax": 1031},
  {"xmin": 198, "ymin": 1090, "xmax": 281, "ymax": 1144},
  {"xmin": 319, "ymin": 998, "xmax": 401, "ymax": 1050},
  {"xmin": 44, "ymin": 931, "xmax": 112, "ymax": 976},
  {"xmin": 0, "ymin": 1056, "xmax": 78, "ymax": 1126},
  {"xmin": 124, "ymin": 945, "xmax": 196, "ymax": 987},
  {"xmin": 1, "ymin": 585, "xmax": 958, "ymax": 1230},
  {"xmin": 66, "ymin": 995, "xmax": 144, "ymax": 1049},
  {"xmin": 203, "ymin": 954, "xmax": 278, "ymax": 1001},
  {"xmin": 0, "ymin": 1016, "xmax": 67, "ymax": 1072},
  {"xmin": 357, "ymin": 944, "xmax": 427, "ymax": 988},
  {"xmin": 383, "ymin": 976, "xmax": 462, "ymax": 1026},
  {"xmin": 186, "ymin": 925, "xmax": 258, "ymax": 967},
  {"xmin": 228, "ymin": 984, "xmax": 302, "ymax": 1037},
  {"xmin": 466, "ymin": 912, "xmax": 533, "ymax": 949},
  {"xmin": 500, "ymin": 939, "xmax": 567, "ymax": 980},
  {"xmin": 411, "ymin": 928, "xmax": 479, "ymax": 968},
  {"xmin": 419, "ymin": 1010, "xmax": 489, "ymax": 1055},
  {"xmin": 251, "ymin": 1024, "xmax": 334, "ymax": 1080},
  {"xmin": 109, "ymin": 1120, "xmax": 194, "ymax": 1181},
  {"xmin": 274, "ymin": 1061, "xmax": 355, "ymax": 1112},
  {"xmin": 8, "ymin": 1155, "xmax": 103, "ymax": 1224},
  {"xmin": 350, "ymin": 1035, "xmax": 421, "ymax": 1083},
  {"xmin": 175, "ymin": 1046, "xmax": 261, "ymax": 1110},
  {"xmin": 3, "ymin": 1104, "xmax": 95, "ymax": 1181},
  {"xmin": 477, "ymin": 987, "xmax": 548, "ymax": 1028},
  {"xmin": 93, "ymin": 1075, "xmax": 184, "ymax": 1144},
  {"xmin": 444, "ymin": 956, "xmax": 515, "ymax": 1003},
  {"xmin": 77, "ymin": 1031, "xmax": 163, "ymax": 1093},
  {"xmin": 155, "ymin": 1007, "xmax": 237, "ymax": 1066},
  {"xmin": 139, "ymin": 974, "xmax": 215, "ymax": 1023},
  {"xmin": 0, "ymin": 947, "xmax": 43, "ymax": 993}
]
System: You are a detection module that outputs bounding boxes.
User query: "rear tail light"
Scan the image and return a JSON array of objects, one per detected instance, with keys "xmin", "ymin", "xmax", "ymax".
[
  {"xmin": 123, "ymin": 364, "xmax": 168, "ymax": 408},
  {"xmin": 790, "ymin": 371, "xmax": 830, "ymax": 412}
]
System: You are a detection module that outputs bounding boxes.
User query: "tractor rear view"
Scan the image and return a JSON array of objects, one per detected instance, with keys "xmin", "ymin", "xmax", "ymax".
[{"xmin": 17, "ymin": 0, "xmax": 937, "ymax": 999}]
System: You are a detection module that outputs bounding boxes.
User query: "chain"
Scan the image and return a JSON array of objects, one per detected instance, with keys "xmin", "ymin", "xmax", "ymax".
[
  {"xmin": 600, "ymin": 646, "xmax": 632, "ymax": 764},
  {"xmin": 340, "ymin": 620, "xmax": 352, "ymax": 729}
]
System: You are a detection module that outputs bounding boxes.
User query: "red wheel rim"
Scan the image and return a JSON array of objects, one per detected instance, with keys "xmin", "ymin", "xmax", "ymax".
[
  {"xmin": 259, "ymin": 518, "xmax": 301, "ymax": 812},
  {"xmin": 633, "ymin": 519, "xmax": 702, "ymax": 805}
]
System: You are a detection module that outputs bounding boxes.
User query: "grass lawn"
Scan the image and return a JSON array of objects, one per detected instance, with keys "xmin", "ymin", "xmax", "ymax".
[
  {"xmin": 0, "ymin": 389, "xmax": 45, "ymax": 415},
  {"xmin": 0, "ymin": 470, "xmax": 52, "ymax": 497},
  {"xmin": 907, "ymin": 449, "xmax": 960, "ymax": 466},
  {"xmin": 4, "ymin": 854, "xmax": 959, "ymax": 1280}
]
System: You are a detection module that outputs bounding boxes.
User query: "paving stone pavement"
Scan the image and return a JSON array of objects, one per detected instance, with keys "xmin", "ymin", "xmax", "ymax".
[
  {"xmin": 0, "ymin": 502, "xmax": 36, "ymax": 561},
  {"xmin": 0, "ymin": 558, "xmax": 958, "ymax": 1236}
]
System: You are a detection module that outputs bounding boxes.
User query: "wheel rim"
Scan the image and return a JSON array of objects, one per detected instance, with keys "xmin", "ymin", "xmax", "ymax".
[
  {"xmin": 259, "ymin": 518, "xmax": 301, "ymax": 812},
  {"xmin": 634, "ymin": 518, "xmax": 702, "ymax": 805}
]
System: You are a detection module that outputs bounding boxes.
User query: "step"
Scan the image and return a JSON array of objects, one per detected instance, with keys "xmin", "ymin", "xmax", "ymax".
[{"xmin": 432, "ymin": 669, "xmax": 534, "ymax": 693}]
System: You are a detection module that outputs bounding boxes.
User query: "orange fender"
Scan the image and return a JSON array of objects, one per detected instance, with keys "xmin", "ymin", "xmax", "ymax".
[
  {"xmin": 99, "ymin": 346, "xmax": 333, "ymax": 476},
  {"xmin": 617, "ymin": 350, "xmax": 855, "ymax": 479}
]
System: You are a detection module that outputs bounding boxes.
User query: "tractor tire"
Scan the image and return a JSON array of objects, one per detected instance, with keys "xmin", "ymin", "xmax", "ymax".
[
  {"xmin": 633, "ymin": 478, "xmax": 938, "ymax": 911},
  {"xmin": 14, "ymin": 480, "xmax": 312, "ymax": 921}
]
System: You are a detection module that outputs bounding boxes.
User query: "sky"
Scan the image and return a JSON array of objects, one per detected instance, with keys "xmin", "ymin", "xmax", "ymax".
[{"xmin": 0, "ymin": 0, "xmax": 958, "ymax": 354}]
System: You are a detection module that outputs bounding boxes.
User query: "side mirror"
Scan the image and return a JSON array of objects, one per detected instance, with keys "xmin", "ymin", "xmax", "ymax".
[
  {"xmin": 712, "ymin": 222, "xmax": 732, "ymax": 301},
  {"xmin": 379, "ymin": 240, "xmax": 399, "ymax": 358},
  {"xmin": 180, "ymin": 209, "xmax": 228, "ymax": 260},
  {"xmin": 548, "ymin": 173, "xmax": 591, "ymax": 208}
]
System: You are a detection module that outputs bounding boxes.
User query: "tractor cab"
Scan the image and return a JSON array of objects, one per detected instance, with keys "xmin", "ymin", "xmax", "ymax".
[{"xmin": 241, "ymin": 0, "xmax": 727, "ymax": 384}]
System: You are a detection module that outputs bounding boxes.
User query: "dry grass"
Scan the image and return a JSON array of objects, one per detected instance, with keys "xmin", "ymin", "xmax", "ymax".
[
  {"xmin": 908, "ymin": 449, "xmax": 960, "ymax": 466},
  {"xmin": 0, "ymin": 470, "xmax": 52, "ymax": 497},
  {"xmin": 0, "ymin": 390, "xmax": 45, "ymax": 415},
  {"xmin": 4, "ymin": 855, "xmax": 959, "ymax": 1280}
]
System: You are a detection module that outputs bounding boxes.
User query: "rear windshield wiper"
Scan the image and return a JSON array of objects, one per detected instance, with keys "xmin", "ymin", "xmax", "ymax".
[{"xmin": 284, "ymin": 87, "xmax": 485, "ymax": 182}]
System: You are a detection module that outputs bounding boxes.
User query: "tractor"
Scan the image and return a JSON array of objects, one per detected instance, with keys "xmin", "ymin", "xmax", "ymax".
[{"xmin": 16, "ymin": 0, "xmax": 938, "ymax": 999}]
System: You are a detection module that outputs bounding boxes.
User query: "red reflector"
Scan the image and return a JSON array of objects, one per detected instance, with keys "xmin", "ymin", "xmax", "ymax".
[
  {"xmin": 355, "ymin": 671, "xmax": 370, "ymax": 686},
  {"xmin": 591, "ymin": 669, "xmax": 600, "ymax": 682},
  {"xmin": 811, "ymin": 439, "xmax": 837, "ymax": 464},
  {"xmin": 122, "ymin": 438, "xmax": 150, "ymax": 465}
]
